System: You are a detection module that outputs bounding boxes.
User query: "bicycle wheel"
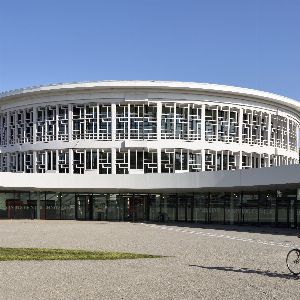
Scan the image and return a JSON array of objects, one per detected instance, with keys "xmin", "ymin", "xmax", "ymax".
[{"xmin": 286, "ymin": 249, "xmax": 300, "ymax": 276}]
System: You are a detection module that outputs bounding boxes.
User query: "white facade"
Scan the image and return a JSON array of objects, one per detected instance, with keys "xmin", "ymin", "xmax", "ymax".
[
  {"xmin": 0, "ymin": 164, "xmax": 300, "ymax": 193},
  {"xmin": 0, "ymin": 80, "xmax": 299, "ymax": 177},
  {"xmin": 0, "ymin": 81, "xmax": 300, "ymax": 225}
]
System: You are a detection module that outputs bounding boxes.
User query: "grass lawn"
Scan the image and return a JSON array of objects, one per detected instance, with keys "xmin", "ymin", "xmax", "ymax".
[{"xmin": 0, "ymin": 247, "xmax": 162, "ymax": 261}]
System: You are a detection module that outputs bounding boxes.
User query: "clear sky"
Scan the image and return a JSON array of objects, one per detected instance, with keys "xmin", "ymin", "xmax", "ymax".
[{"xmin": 0, "ymin": 0, "xmax": 299, "ymax": 99}]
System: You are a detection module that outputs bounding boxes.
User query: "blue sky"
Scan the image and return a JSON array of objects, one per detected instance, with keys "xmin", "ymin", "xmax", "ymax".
[{"xmin": 0, "ymin": 0, "xmax": 299, "ymax": 99}]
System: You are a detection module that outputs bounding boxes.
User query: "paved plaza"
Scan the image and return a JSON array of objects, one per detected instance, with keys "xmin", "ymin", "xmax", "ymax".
[{"xmin": 0, "ymin": 220, "xmax": 299, "ymax": 299}]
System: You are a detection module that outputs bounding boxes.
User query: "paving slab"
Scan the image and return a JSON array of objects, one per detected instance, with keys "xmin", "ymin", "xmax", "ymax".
[{"xmin": 0, "ymin": 220, "xmax": 299, "ymax": 299}]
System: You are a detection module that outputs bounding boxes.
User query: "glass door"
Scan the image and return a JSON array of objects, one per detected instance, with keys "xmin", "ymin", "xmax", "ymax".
[
  {"xmin": 177, "ymin": 194, "xmax": 193, "ymax": 222},
  {"xmin": 93, "ymin": 194, "xmax": 107, "ymax": 221},
  {"xmin": 210, "ymin": 193, "xmax": 225, "ymax": 223},
  {"xmin": 193, "ymin": 193, "xmax": 209, "ymax": 223},
  {"xmin": 277, "ymin": 190, "xmax": 297, "ymax": 228},
  {"xmin": 76, "ymin": 194, "xmax": 93, "ymax": 220},
  {"xmin": 134, "ymin": 195, "xmax": 148, "ymax": 221},
  {"xmin": 259, "ymin": 191, "xmax": 276, "ymax": 226},
  {"xmin": 161, "ymin": 194, "xmax": 177, "ymax": 222},
  {"xmin": 149, "ymin": 194, "xmax": 160, "ymax": 221},
  {"xmin": 242, "ymin": 192, "xmax": 259, "ymax": 225},
  {"xmin": 289, "ymin": 199, "xmax": 297, "ymax": 228},
  {"xmin": 107, "ymin": 194, "xmax": 123, "ymax": 221},
  {"xmin": 177, "ymin": 195, "xmax": 186, "ymax": 222},
  {"xmin": 123, "ymin": 194, "xmax": 146, "ymax": 222},
  {"xmin": 277, "ymin": 197, "xmax": 289, "ymax": 227},
  {"xmin": 134, "ymin": 195, "xmax": 146, "ymax": 221}
]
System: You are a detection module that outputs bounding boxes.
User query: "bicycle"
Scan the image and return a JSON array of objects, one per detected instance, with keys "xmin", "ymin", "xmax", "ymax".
[{"xmin": 286, "ymin": 235, "xmax": 300, "ymax": 276}]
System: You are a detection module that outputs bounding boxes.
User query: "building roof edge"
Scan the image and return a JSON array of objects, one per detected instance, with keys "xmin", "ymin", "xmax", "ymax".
[{"xmin": 0, "ymin": 80, "xmax": 299, "ymax": 112}]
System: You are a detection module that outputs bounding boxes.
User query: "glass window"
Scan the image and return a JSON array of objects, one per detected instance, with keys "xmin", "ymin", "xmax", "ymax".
[
  {"xmin": 259, "ymin": 191, "xmax": 276, "ymax": 225},
  {"xmin": 61, "ymin": 193, "xmax": 75, "ymax": 220}
]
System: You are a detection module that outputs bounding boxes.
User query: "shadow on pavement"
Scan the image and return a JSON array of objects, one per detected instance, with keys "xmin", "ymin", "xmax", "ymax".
[
  {"xmin": 189, "ymin": 264, "xmax": 299, "ymax": 280},
  {"xmin": 142, "ymin": 222, "xmax": 299, "ymax": 237}
]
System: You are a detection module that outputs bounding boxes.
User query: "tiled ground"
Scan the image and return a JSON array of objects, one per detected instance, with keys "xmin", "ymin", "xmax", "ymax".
[{"xmin": 0, "ymin": 220, "xmax": 299, "ymax": 299}]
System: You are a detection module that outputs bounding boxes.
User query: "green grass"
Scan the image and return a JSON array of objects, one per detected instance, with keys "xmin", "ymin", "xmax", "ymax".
[{"xmin": 0, "ymin": 247, "xmax": 162, "ymax": 261}]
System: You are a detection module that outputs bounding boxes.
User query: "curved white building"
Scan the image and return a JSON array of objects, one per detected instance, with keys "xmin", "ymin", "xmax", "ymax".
[{"xmin": 0, "ymin": 81, "xmax": 299, "ymax": 227}]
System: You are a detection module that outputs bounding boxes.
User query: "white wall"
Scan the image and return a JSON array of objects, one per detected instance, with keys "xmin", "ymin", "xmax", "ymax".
[{"xmin": 0, "ymin": 164, "xmax": 299, "ymax": 193}]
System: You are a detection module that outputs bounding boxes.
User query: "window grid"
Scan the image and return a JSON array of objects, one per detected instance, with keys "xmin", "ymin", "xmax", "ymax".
[{"xmin": 0, "ymin": 103, "xmax": 297, "ymax": 153}]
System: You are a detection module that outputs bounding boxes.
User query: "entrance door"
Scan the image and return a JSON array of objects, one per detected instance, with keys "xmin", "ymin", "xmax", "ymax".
[
  {"xmin": 193, "ymin": 193, "xmax": 209, "ymax": 223},
  {"xmin": 76, "ymin": 194, "xmax": 93, "ymax": 220},
  {"xmin": 93, "ymin": 194, "xmax": 107, "ymax": 221},
  {"xmin": 277, "ymin": 197, "xmax": 297, "ymax": 228},
  {"xmin": 177, "ymin": 194, "xmax": 193, "ymax": 222},
  {"xmin": 123, "ymin": 194, "xmax": 146, "ymax": 221},
  {"xmin": 277, "ymin": 197, "xmax": 289, "ymax": 227},
  {"xmin": 241, "ymin": 192, "xmax": 259, "ymax": 225},
  {"xmin": 133, "ymin": 195, "xmax": 146, "ymax": 221},
  {"xmin": 210, "ymin": 193, "xmax": 225, "ymax": 223},
  {"xmin": 289, "ymin": 199, "xmax": 297, "ymax": 228}
]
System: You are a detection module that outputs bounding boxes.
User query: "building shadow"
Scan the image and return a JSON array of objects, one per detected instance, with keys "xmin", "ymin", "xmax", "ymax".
[
  {"xmin": 143, "ymin": 221, "xmax": 299, "ymax": 237},
  {"xmin": 189, "ymin": 264, "xmax": 299, "ymax": 280}
]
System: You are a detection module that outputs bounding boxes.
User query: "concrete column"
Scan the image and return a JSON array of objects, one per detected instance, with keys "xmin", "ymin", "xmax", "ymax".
[
  {"xmin": 96, "ymin": 104, "xmax": 100, "ymax": 140},
  {"xmin": 173, "ymin": 103, "xmax": 176, "ymax": 138},
  {"xmin": 187, "ymin": 103, "xmax": 190, "ymax": 140},
  {"xmin": 286, "ymin": 118, "xmax": 290, "ymax": 151},
  {"xmin": 55, "ymin": 104, "xmax": 59, "ymax": 141},
  {"xmin": 220, "ymin": 151, "xmax": 223, "ymax": 171},
  {"xmin": 156, "ymin": 102, "xmax": 162, "ymax": 140},
  {"xmin": 56, "ymin": 149, "xmax": 59, "ymax": 172},
  {"xmin": 69, "ymin": 148, "xmax": 73, "ymax": 174},
  {"xmin": 128, "ymin": 104, "xmax": 130, "ymax": 139},
  {"xmin": 201, "ymin": 104, "xmax": 205, "ymax": 141},
  {"xmin": 215, "ymin": 106, "xmax": 218, "ymax": 141},
  {"xmin": 96, "ymin": 149, "xmax": 99, "ymax": 173},
  {"xmin": 68, "ymin": 104, "xmax": 73, "ymax": 141},
  {"xmin": 214, "ymin": 151, "xmax": 217, "ymax": 171},
  {"xmin": 157, "ymin": 149, "xmax": 161, "ymax": 173},
  {"xmin": 32, "ymin": 107, "xmax": 37, "ymax": 143},
  {"xmin": 45, "ymin": 150, "xmax": 48, "ymax": 172},
  {"xmin": 238, "ymin": 151, "xmax": 242, "ymax": 169},
  {"xmin": 249, "ymin": 110, "xmax": 253, "ymax": 144},
  {"xmin": 111, "ymin": 104, "xmax": 116, "ymax": 141},
  {"xmin": 83, "ymin": 105, "xmax": 86, "ymax": 140},
  {"xmin": 6, "ymin": 111, "xmax": 10, "ymax": 145},
  {"xmin": 267, "ymin": 113, "xmax": 272, "ymax": 146},
  {"xmin": 15, "ymin": 153, "xmax": 18, "ymax": 172},
  {"xmin": 33, "ymin": 151, "xmax": 37, "ymax": 173},
  {"xmin": 111, "ymin": 148, "xmax": 116, "ymax": 174},
  {"xmin": 201, "ymin": 150, "xmax": 205, "ymax": 171},
  {"xmin": 227, "ymin": 107, "xmax": 231, "ymax": 142},
  {"xmin": 7, "ymin": 153, "xmax": 10, "ymax": 172},
  {"xmin": 297, "ymin": 125, "xmax": 299, "ymax": 150},
  {"xmin": 227, "ymin": 151, "xmax": 230, "ymax": 170},
  {"xmin": 44, "ymin": 108, "xmax": 48, "ymax": 139},
  {"xmin": 238, "ymin": 108, "xmax": 243, "ymax": 144}
]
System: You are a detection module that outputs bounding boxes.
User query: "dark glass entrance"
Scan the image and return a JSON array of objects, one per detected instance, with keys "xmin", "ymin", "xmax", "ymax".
[
  {"xmin": 75, "ymin": 193, "xmax": 149, "ymax": 221},
  {"xmin": 277, "ymin": 190, "xmax": 297, "ymax": 228},
  {"xmin": 0, "ymin": 190, "xmax": 298, "ymax": 228},
  {"xmin": 241, "ymin": 192, "xmax": 259, "ymax": 225},
  {"xmin": 122, "ymin": 194, "xmax": 147, "ymax": 221},
  {"xmin": 75, "ymin": 194, "xmax": 93, "ymax": 220}
]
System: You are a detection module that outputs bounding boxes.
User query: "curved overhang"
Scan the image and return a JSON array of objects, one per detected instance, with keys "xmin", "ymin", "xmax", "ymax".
[
  {"xmin": 0, "ymin": 164, "xmax": 299, "ymax": 193},
  {"xmin": 1, "ymin": 80, "xmax": 300, "ymax": 116}
]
